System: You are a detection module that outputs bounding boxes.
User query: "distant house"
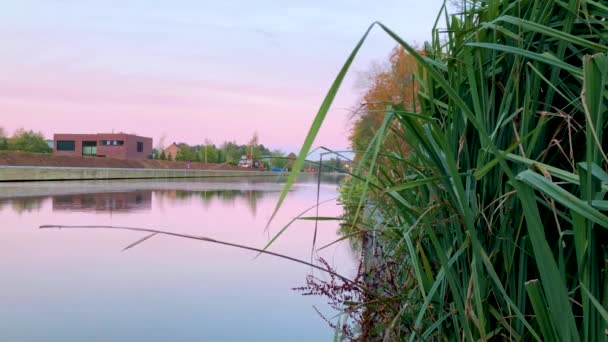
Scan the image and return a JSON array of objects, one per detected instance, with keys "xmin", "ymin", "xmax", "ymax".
[
  {"xmin": 53, "ymin": 133, "xmax": 153, "ymax": 159},
  {"xmin": 164, "ymin": 143, "xmax": 180, "ymax": 160}
]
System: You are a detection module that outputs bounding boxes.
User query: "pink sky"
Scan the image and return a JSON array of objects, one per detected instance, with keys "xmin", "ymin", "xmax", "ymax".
[{"xmin": 1, "ymin": 0, "xmax": 443, "ymax": 153}]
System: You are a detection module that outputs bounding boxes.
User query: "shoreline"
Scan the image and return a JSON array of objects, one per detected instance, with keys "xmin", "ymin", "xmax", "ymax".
[{"xmin": 0, "ymin": 165, "xmax": 289, "ymax": 182}]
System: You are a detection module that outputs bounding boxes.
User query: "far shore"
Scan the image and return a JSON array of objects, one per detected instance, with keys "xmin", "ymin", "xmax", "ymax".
[
  {"xmin": 0, "ymin": 165, "xmax": 290, "ymax": 182},
  {"xmin": 0, "ymin": 151, "xmax": 258, "ymax": 171}
]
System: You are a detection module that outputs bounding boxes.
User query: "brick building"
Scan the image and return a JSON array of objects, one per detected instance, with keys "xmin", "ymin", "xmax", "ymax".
[
  {"xmin": 164, "ymin": 143, "xmax": 179, "ymax": 161},
  {"xmin": 53, "ymin": 133, "xmax": 153, "ymax": 159}
]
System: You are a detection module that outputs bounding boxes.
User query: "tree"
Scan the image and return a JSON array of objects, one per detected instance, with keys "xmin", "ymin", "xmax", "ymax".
[
  {"xmin": 175, "ymin": 145, "xmax": 194, "ymax": 161},
  {"xmin": 192, "ymin": 149, "xmax": 201, "ymax": 162},
  {"xmin": 269, "ymin": 150, "xmax": 289, "ymax": 169},
  {"xmin": 248, "ymin": 131, "xmax": 260, "ymax": 158},
  {"xmin": 160, "ymin": 150, "xmax": 167, "ymax": 160},
  {"xmin": 9, "ymin": 129, "xmax": 52, "ymax": 153},
  {"xmin": 167, "ymin": 153, "xmax": 173, "ymax": 161},
  {"xmin": 202, "ymin": 138, "xmax": 212, "ymax": 163},
  {"xmin": 220, "ymin": 141, "xmax": 244, "ymax": 163},
  {"xmin": 0, "ymin": 127, "xmax": 8, "ymax": 150},
  {"xmin": 349, "ymin": 46, "xmax": 418, "ymax": 159},
  {"xmin": 322, "ymin": 157, "xmax": 345, "ymax": 173},
  {"xmin": 217, "ymin": 149, "xmax": 223, "ymax": 163},
  {"xmin": 203, "ymin": 143, "xmax": 218, "ymax": 163}
]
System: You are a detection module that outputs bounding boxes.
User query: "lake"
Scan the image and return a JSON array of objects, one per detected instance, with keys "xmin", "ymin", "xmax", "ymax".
[{"xmin": 0, "ymin": 175, "xmax": 356, "ymax": 341}]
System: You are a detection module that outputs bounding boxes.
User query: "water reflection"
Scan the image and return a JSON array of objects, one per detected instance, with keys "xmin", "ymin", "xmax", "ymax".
[
  {"xmin": 0, "ymin": 188, "xmax": 276, "ymax": 216},
  {"xmin": 0, "ymin": 178, "xmax": 353, "ymax": 341},
  {"xmin": 53, "ymin": 191, "xmax": 153, "ymax": 213},
  {"xmin": 154, "ymin": 189, "xmax": 274, "ymax": 215},
  {"xmin": 0, "ymin": 197, "xmax": 46, "ymax": 214}
]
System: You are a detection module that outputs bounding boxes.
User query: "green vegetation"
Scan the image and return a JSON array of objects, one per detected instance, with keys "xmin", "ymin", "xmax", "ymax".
[
  {"xmin": 170, "ymin": 141, "xmax": 273, "ymax": 163},
  {"xmin": 0, "ymin": 127, "xmax": 51, "ymax": 153},
  {"xmin": 320, "ymin": 157, "xmax": 348, "ymax": 173},
  {"xmin": 0, "ymin": 127, "xmax": 9, "ymax": 150},
  {"xmin": 159, "ymin": 138, "xmax": 295, "ymax": 168},
  {"xmin": 270, "ymin": 0, "xmax": 608, "ymax": 340}
]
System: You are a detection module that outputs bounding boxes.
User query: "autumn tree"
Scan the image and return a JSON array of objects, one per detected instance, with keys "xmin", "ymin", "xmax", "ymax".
[{"xmin": 349, "ymin": 46, "xmax": 419, "ymax": 159}]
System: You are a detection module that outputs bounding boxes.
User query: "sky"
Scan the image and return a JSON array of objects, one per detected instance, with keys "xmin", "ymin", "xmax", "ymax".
[{"xmin": 1, "ymin": 0, "xmax": 445, "ymax": 153}]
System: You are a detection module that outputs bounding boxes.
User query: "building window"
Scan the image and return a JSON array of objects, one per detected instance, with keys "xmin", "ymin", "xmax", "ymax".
[
  {"xmin": 100, "ymin": 140, "xmax": 124, "ymax": 146},
  {"xmin": 56, "ymin": 140, "xmax": 75, "ymax": 151},
  {"xmin": 82, "ymin": 141, "xmax": 97, "ymax": 156},
  {"xmin": 137, "ymin": 142, "xmax": 144, "ymax": 152}
]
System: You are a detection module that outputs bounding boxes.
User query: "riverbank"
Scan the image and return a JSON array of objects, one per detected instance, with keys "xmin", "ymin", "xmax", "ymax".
[
  {"xmin": 0, "ymin": 151, "xmax": 250, "ymax": 171},
  {"xmin": 0, "ymin": 177, "xmax": 295, "ymax": 199},
  {"xmin": 0, "ymin": 166, "xmax": 286, "ymax": 182}
]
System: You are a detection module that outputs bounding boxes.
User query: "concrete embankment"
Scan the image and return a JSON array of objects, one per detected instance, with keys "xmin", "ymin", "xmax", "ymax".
[{"xmin": 0, "ymin": 166, "xmax": 288, "ymax": 182}]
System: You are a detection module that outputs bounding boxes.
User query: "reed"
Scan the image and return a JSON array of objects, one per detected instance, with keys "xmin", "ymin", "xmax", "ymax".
[{"xmin": 271, "ymin": 0, "xmax": 608, "ymax": 340}]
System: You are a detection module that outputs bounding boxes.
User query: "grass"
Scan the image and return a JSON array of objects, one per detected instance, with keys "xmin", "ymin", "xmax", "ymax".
[{"xmin": 268, "ymin": 0, "xmax": 608, "ymax": 340}]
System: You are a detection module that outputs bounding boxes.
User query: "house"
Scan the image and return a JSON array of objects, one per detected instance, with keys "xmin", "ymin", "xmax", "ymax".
[
  {"xmin": 164, "ymin": 143, "xmax": 180, "ymax": 160},
  {"xmin": 53, "ymin": 133, "xmax": 153, "ymax": 159}
]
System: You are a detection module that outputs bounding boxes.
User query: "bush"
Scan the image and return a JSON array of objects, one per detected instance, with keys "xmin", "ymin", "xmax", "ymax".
[{"xmin": 8, "ymin": 129, "xmax": 51, "ymax": 153}]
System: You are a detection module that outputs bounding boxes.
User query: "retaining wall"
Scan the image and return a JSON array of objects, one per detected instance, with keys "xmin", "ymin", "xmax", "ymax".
[{"xmin": 0, "ymin": 166, "xmax": 286, "ymax": 182}]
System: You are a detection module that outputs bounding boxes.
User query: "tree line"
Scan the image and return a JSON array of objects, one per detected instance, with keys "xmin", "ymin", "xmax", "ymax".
[
  {"xmin": 153, "ymin": 140, "xmax": 349, "ymax": 172},
  {"xmin": 153, "ymin": 140, "xmax": 293, "ymax": 169}
]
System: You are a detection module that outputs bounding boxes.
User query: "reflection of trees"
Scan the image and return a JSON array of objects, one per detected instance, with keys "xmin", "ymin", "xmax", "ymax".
[
  {"xmin": 52, "ymin": 191, "xmax": 152, "ymax": 213},
  {"xmin": 154, "ymin": 189, "xmax": 272, "ymax": 216},
  {"xmin": 0, "ymin": 197, "xmax": 47, "ymax": 214}
]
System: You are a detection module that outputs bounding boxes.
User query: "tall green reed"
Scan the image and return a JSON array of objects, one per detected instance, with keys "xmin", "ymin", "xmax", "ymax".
[{"xmin": 269, "ymin": 0, "xmax": 608, "ymax": 340}]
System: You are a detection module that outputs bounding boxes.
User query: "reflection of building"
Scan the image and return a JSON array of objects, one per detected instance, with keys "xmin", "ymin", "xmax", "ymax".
[
  {"xmin": 53, "ymin": 133, "xmax": 153, "ymax": 159},
  {"xmin": 52, "ymin": 191, "xmax": 152, "ymax": 212}
]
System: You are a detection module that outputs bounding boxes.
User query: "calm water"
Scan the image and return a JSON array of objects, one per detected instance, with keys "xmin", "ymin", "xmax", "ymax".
[{"xmin": 0, "ymin": 175, "xmax": 356, "ymax": 341}]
